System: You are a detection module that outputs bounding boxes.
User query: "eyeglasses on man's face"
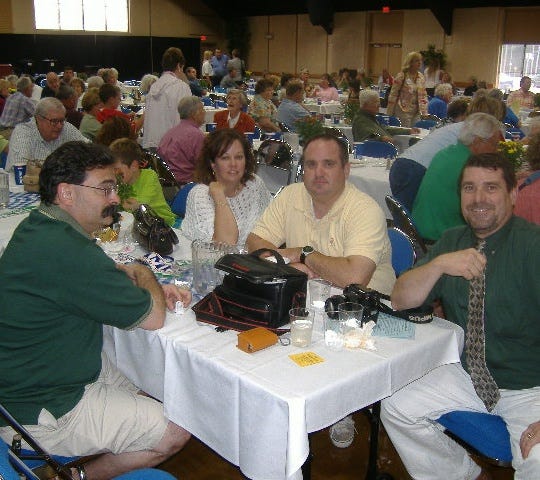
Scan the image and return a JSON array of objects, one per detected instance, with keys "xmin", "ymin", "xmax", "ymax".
[
  {"xmin": 38, "ymin": 115, "xmax": 66, "ymax": 126},
  {"xmin": 77, "ymin": 184, "xmax": 119, "ymax": 198}
]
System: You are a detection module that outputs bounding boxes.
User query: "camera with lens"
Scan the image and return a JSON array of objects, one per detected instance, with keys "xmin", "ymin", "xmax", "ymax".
[{"xmin": 324, "ymin": 284, "xmax": 381, "ymax": 323}]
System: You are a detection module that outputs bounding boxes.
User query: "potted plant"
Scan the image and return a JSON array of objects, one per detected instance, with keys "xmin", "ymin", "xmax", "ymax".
[
  {"xmin": 295, "ymin": 116, "xmax": 325, "ymax": 145},
  {"xmin": 420, "ymin": 44, "xmax": 447, "ymax": 71}
]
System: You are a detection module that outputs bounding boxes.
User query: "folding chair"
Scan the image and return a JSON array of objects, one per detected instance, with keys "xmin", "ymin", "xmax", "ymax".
[
  {"xmin": 0, "ymin": 401, "xmax": 80, "ymax": 480},
  {"xmin": 387, "ymin": 227, "xmax": 416, "ymax": 276},
  {"xmin": 170, "ymin": 182, "xmax": 197, "ymax": 218},
  {"xmin": 377, "ymin": 114, "xmax": 401, "ymax": 127},
  {"xmin": 354, "ymin": 141, "xmax": 398, "ymax": 159},
  {"xmin": 255, "ymin": 139, "xmax": 295, "ymax": 196},
  {"xmin": 142, "ymin": 150, "xmax": 181, "ymax": 202},
  {"xmin": 0, "ymin": 402, "xmax": 180, "ymax": 480},
  {"xmin": 504, "ymin": 127, "xmax": 525, "ymax": 140},
  {"xmin": 201, "ymin": 96, "xmax": 214, "ymax": 107},
  {"xmin": 414, "ymin": 119, "xmax": 437, "ymax": 129},
  {"xmin": 385, "ymin": 195, "xmax": 428, "ymax": 259}
]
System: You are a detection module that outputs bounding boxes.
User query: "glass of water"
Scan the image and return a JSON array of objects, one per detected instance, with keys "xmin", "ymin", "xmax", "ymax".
[{"xmin": 289, "ymin": 307, "xmax": 314, "ymax": 348}]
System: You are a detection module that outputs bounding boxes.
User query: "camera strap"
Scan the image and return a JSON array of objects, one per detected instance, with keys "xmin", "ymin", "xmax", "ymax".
[{"xmin": 378, "ymin": 294, "xmax": 434, "ymax": 324}]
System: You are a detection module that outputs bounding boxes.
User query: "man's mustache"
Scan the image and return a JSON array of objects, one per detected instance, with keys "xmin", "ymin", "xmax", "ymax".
[{"xmin": 102, "ymin": 205, "xmax": 117, "ymax": 218}]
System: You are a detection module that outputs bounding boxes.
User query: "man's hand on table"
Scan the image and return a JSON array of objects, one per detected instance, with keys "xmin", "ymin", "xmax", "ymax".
[{"xmin": 162, "ymin": 284, "xmax": 192, "ymax": 311}]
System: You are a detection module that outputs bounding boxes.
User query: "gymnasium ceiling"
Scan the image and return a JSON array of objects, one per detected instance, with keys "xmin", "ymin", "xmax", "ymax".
[{"xmin": 198, "ymin": 0, "xmax": 538, "ymax": 36}]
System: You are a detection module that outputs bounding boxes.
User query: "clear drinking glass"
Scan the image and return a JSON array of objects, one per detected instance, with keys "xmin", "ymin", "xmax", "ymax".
[{"xmin": 289, "ymin": 307, "xmax": 315, "ymax": 348}]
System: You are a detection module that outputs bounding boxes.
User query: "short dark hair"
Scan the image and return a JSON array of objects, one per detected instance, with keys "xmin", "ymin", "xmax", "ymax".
[
  {"xmin": 40, "ymin": 142, "xmax": 114, "ymax": 205},
  {"xmin": 302, "ymin": 133, "xmax": 349, "ymax": 166},
  {"xmin": 56, "ymin": 84, "xmax": 76, "ymax": 101},
  {"xmin": 447, "ymin": 98, "xmax": 469, "ymax": 121},
  {"xmin": 255, "ymin": 79, "xmax": 274, "ymax": 94},
  {"xmin": 286, "ymin": 80, "xmax": 304, "ymax": 97},
  {"xmin": 193, "ymin": 129, "xmax": 255, "ymax": 185},
  {"xmin": 162, "ymin": 47, "xmax": 185, "ymax": 71},
  {"xmin": 459, "ymin": 152, "xmax": 517, "ymax": 193},
  {"xmin": 99, "ymin": 83, "xmax": 121, "ymax": 103}
]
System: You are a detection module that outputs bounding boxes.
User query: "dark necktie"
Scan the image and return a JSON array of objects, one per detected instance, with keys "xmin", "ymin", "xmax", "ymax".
[{"xmin": 465, "ymin": 239, "xmax": 500, "ymax": 412}]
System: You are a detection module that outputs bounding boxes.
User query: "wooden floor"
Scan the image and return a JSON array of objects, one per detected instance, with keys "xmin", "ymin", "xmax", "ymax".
[{"xmin": 159, "ymin": 411, "xmax": 515, "ymax": 479}]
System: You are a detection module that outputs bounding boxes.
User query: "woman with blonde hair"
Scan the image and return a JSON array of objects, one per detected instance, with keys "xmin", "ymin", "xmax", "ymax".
[
  {"xmin": 387, "ymin": 51, "xmax": 428, "ymax": 127},
  {"xmin": 201, "ymin": 50, "xmax": 214, "ymax": 85}
]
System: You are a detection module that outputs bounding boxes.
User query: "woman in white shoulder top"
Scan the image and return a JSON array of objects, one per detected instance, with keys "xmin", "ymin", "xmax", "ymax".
[{"xmin": 182, "ymin": 129, "xmax": 272, "ymax": 245}]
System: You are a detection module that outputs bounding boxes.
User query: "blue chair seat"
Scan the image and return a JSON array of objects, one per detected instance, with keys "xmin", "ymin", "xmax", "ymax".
[{"xmin": 437, "ymin": 411, "xmax": 512, "ymax": 464}]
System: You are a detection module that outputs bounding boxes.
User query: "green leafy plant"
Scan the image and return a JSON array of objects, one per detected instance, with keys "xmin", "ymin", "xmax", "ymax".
[
  {"xmin": 498, "ymin": 140, "xmax": 525, "ymax": 171},
  {"xmin": 116, "ymin": 174, "xmax": 135, "ymax": 203},
  {"xmin": 420, "ymin": 44, "xmax": 447, "ymax": 70},
  {"xmin": 295, "ymin": 116, "xmax": 325, "ymax": 144},
  {"xmin": 342, "ymin": 101, "xmax": 360, "ymax": 125}
]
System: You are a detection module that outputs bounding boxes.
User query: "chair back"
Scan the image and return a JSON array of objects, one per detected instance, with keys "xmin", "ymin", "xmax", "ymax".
[
  {"xmin": 201, "ymin": 96, "xmax": 214, "ymax": 107},
  {"xmin": 255, "ymin": 139, "xmax": 295, "ymax": 195},
  {"xmin": 504, "ymin": 127, "xmax": 525, "ymax": 140},
  {"xmin": 385, "ymin": 195, "xmax": 428, "ymax": 259},
  {"xmin": 376, "ymin": 114, "xmax": 402, "ymax": 127},
  {"xmin": 387, "ymin": 227, "xmax": 416, "ymax": 276},
  {"xmin": 170, "ymin": 182, "xmax": 197, "ymax": 218},
  {"xmin": 414, "ymin": 119, "xmax": 437, "ymax": 129},
  {"xmin": 324, "ymin": 126, "xmax": 352, "ymax": 153},
  {"xmin": 354, "ymin": 141, "xmax": 398, "ymax": 159},
  {"xmin": 142, "ymin": 150, "xmax": 181, "ymax": 202},
  {"xmin": 437, "ymin": 411, "xmax": 512, "ymax": 468},
  {"xmin": 215, "ymin": 100, "xmax": 227, "ymax": 109},
  {"xmin": 279, "ymin": 122, "xmax": 292, "ymax": 132}
]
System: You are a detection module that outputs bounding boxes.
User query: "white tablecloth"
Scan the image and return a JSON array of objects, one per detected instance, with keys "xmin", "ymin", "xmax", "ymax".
[
  {"xmin": 104, "ymin": 314, "xmax": 462, "ymax": 480},
  {"xmin": 302, "ymin": 101, "xmax": 343, "ymax": 115}
]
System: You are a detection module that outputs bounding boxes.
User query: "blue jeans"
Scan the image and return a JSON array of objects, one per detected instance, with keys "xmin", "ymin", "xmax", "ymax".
[{"xmin": 389, "ymin": 157, "xmax": 426, "ymax": 212}]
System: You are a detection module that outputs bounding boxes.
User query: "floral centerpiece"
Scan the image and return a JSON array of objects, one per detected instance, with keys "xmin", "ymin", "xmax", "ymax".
[
  {"xmin": 342, "ymin": 101, "xmax": 360, "ymax": 125},
  {"xmin": 295, "ymin": 116, "xmax": 325, "ymax": 144},
  {"xmin": 498, "ymin": 140, "xmax": 525, "ymax": 171}
]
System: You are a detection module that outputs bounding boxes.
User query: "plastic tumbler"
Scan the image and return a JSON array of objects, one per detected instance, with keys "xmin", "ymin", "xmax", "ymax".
[
  {"xmin": 13, "ymin": 164, "xmax": 27, "ymax": 185},
  {"xmin": 289, "ymin": 307, "xmax": 314, "ymax": 348}
]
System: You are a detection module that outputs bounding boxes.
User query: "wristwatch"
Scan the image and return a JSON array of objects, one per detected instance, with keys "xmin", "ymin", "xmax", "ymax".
[{"xmin": 300, "ymin": 245, "xmax": 314, "ymax": 264}]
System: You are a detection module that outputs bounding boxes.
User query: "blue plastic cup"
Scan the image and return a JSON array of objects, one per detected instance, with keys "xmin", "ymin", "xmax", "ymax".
[{"xmin": 13, "ymin": 164, "xmax": 27, "ymax": 185}]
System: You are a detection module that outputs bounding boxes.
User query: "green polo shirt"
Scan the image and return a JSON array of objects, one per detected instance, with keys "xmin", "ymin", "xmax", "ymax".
[
  {"xmin": 412, "ymin": 142, "xmax": 470, "ymax": 241},
  {"xmin": 0, "ymin": 204, "xmax": 152, "ymax": 424},
  {"xmin": 418, "ymin": 216, "xmax": 540, "ymax": 390}
]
